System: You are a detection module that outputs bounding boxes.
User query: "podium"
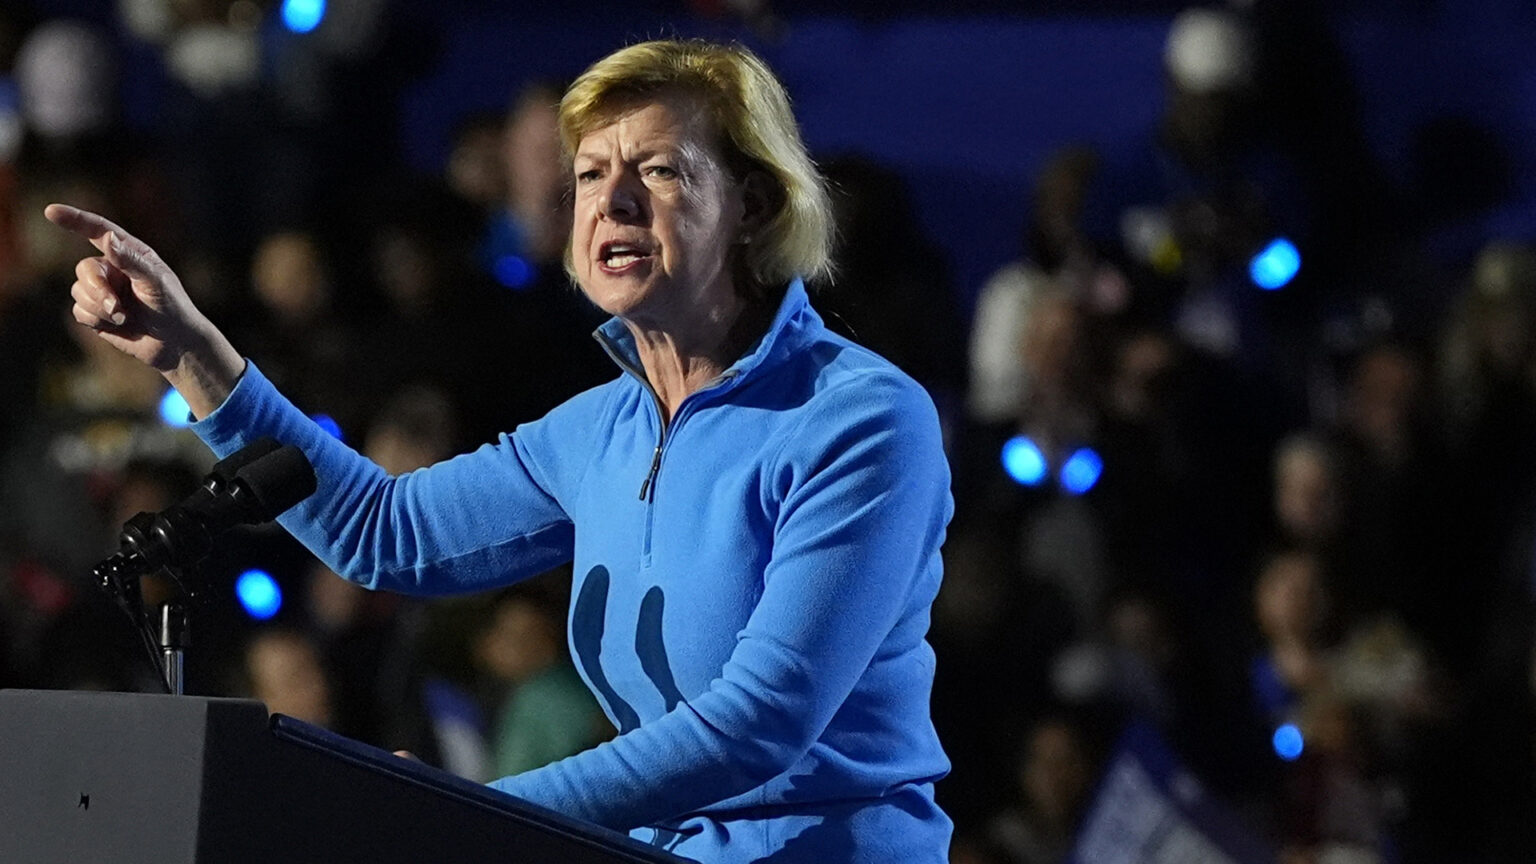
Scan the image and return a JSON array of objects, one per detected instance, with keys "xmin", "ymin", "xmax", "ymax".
[{"xmin": 0, "ymin": 689, "xmax": 688, "ymax": 864}]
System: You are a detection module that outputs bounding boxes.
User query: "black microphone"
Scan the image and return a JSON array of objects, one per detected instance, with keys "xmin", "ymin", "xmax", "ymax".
[{"xmin": 95, "ymin": 438, "xmax": 317, "ymax": 608}]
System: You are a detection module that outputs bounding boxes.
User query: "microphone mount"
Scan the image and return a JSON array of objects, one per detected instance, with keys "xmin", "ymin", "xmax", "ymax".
[{"xmin": 95, "ymin": 437, "xmax": 316, "ymax": 694}]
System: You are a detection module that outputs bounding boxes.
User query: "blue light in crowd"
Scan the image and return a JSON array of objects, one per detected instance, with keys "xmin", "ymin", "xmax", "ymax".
[
  {"xmin": 1059, "ymin": 447, "xmax": 1104, "ymax": 495},
  {"xmin": 1001, "ymin": 436, "xmax": 1048, "ymax": 486},
  {"xmin": 281, "ymin": 0, "xmax": 326, "ymax": 33},
  {"xmin": 236, "ymin": 570, "xmax": 282, "ymax": 621},
  {"xmin": 1272, "ymin": 723, "xmax": 1304, "ymax": 761},
  {"xmin": 311, "ymin": 414, "xmax": 344, "ymax": 441},
  {"xmin": 1249, "ymin": 238, "xmax": 1301, "ymax": 290},
  {"xmin": 159, "ymin": 389, "xmax": 192, "ymax": 428},
  {"xmin": 494, "ymin": 255, "xmax": 533, "ymax": 290}
]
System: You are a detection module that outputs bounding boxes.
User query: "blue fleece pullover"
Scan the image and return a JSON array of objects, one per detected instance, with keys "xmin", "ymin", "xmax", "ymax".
[{"xmin": 191, "ymin": 279, "xmax": 953, "ymax": 863}]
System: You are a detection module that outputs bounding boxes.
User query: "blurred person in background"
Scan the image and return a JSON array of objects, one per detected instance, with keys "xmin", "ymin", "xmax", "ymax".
[
  {"xmin": 928, "ymin": 518, "xmax": 1077, "ymax": 841},
  {"xmin": 4, "ymin": 457, "xmax": 195, "ymax": 694},
  {"xmin": 967, "ymin": 146, "xmax": 1131, "ymax": 430},
  {"xmin": 1271, "ymin": 433, "xmax": 1344, "ymax": 554},
  {"xmin": 1249, "ymin": 546, "xmax": 1448, "ymax": 864},
  {"xmin": 486, "ymin": 81, "xmax": 573, "ymax": 278},
  {"xmin": 1338, "ymin": 343, "xmax": 1425, "ymax": 478},
  {"xmin": 447, "ymin": 112, "xmax": 508, "ymax": 218},
  {"xmin": 16, "ymin": 11, "xmax": 199, "ymax": 288},
  {"xmin": 815, "ymin": 154, "xmax": 966, "ymax": 413},
  {"xmin": 477, "ymin": 81, "xmax": 617, "ymax": 426},
  {"xmin": 956, "ymin": 284, "xmax": 1099, "ymax": 519},
  {"xmin": 13, "ymin": 19, "xmax": 118, "ymax": 169},
  {"xmin": 234, "ymin": 229, "xmax": 364, "ymax": 431},
  {"xmin": 362, "ymin": 383, "xmax": 462, "ymax": 475},
  {"xmin": 1090, "ymin": 329, "xmax": 1201, "ymax": 588},
  {"xmin": 1051, "ymin": 590, "xmax": 1181, "ymax": 729},
  {"xmin": 1425, "ymin": 240, "xmax": 1536, "ymax": 859},
  {"xmin": 1330, "ymin": 342, "xmax": 1447, "ymax": 644},
  {"xmin": 1437, "ymin": 243, "xmax": 1536, "ymax": 646},
  {"xmin": 48, "ymin": 38, "xmax": 954, "ymax": 864},
  {"xmin": 1437, "ymin": 241, "xmax": 1536, "ymax": 451},
  {"xmin": 952, "ymin": 277, "xmax": 1112, "ymax": 651},
  {"xmin": 1009, "ymin": 285, "xmax": 1096, "ymax": 446},
  {"xmin": 241, "ymin": 626, "xmax": 335, "ymax": 729},
  {"xmin": 474, "ymin": 578, "xmax": 609, "ymax": 778},
  {"xmin": 303, "ymin": 558, "xmax": 419, "ymax": 745},
  {"xmin": 1086, "ymin": 6, "xmax": 1308, "ymax": 375},
  {"xmin": 1247, "ymin": 551, "xmax": 1376, "ymax": 862},
  {"xmin": 352, "ymin": 186, "xmax": 502, "ymax": 436},
  {"xmin": 985, "ymin": 716, "xmax": 1097, "ymax": 864},
  {"xmin": 1277, "ymin": 694, "xmax": 1386, "ymax": 864},
  {"xmin": 1250, "ymin": 549, "xmax": 1334, "ymax": 720}
]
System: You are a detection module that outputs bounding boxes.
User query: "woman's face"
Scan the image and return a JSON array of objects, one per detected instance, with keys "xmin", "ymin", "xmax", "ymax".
[{"xmin": 570, "ymin": 92, "xmax": 746, "ymax": 326}]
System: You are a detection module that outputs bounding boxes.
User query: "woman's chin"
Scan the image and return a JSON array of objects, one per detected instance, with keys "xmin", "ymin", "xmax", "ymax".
[{"xmin": 579, "ymin": 271, "xmax": 666, "ymax": 319}]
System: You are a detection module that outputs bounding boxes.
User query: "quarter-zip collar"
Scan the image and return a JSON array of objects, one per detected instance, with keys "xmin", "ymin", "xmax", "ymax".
[
  {"xmin": 593, "ymin": 278, "xmax": 821, "ymax": 502},
  {"xmin": 592, "ymin": 278, "xmax": 820, "ymax": 401}
]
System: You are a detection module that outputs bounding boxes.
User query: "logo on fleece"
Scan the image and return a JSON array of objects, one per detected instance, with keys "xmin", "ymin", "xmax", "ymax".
[{"xmin": 573, "ymin": 566, "xmax": 685, "ymax": 733}]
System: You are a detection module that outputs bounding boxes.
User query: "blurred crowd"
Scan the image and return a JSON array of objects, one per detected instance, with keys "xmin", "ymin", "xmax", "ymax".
[{"xmin": 0, "ymin": 3, "xmax": 1531, "ymax": 863}]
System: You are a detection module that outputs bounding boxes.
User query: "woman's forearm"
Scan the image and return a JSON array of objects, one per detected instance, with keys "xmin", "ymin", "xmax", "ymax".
[{"xmin": 162, "ymin": 325, "xmax": 247, "ymax": 420}]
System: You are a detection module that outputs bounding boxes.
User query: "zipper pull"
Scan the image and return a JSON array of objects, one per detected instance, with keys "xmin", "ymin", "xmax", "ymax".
[{"xmin": 638, "ymin": 443, "xmax": 662, "ymax": 500}]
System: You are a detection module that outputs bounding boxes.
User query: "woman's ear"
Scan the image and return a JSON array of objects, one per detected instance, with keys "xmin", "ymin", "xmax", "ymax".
[{"xmin": 739, "ymin": 169, "xmax": 782, "ymax": 239}]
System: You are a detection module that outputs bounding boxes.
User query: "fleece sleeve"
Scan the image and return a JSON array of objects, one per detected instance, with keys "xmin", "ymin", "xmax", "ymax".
[
  {"xmin": 491, "ymin": 372, "xmax": 951, "ymax": 829},
  {"xmin": 190, "ymin": 362, "xmax": 576, "ymax": 594}
]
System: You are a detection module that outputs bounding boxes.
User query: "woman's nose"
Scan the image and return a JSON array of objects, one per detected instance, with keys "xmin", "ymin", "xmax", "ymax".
[{"xmin": 598, "ymin": 173, "xmax": 641, "ymax": 221}]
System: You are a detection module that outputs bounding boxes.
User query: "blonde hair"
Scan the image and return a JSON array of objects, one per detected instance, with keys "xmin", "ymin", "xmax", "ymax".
[{"xmin": 559, "ymin": 39, "xmax": 834, "ymax": 292}]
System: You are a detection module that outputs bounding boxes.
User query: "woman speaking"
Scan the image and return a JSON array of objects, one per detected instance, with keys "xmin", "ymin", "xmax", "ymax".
[{"xmin": 51, "ymin": 39, "xmax": 953, "ymax": 864}]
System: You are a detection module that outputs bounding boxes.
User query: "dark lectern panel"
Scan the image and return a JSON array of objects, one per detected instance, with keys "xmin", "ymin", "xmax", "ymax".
[{"xmin": 0, "ymin": 690, "xmax": 686, "ymax": 864}]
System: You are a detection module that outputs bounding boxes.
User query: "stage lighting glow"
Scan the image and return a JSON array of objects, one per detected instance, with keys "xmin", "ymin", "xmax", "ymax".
[
  {"xmin": 236, "ymin": 569, "xmax": 282, "ymax": 620},
  {"xmin": 1060, "ymin": 447, "xmax": 1103, "ymax": 495},
  {"xmin": 1272, "ymin": 723, "xmax": 1304, "ymax": 761},
  {"xmin": 494, "ymin": 255, "xmax": 533, "ymax": 289},
  {"xmin": 281, "ymin": 0, "xmax": 325, "ymax": 33},
  {"xmin": 1001, "ymin": 436, "xmax": 1048, "ymax": 486},
  {"xmin": 159, "ymin": 389, "xmax": 192, "ymax": 428},
  {"xmin": 1250, "ymin": 238, "xmax": 1300, "ymax": 290},
  {"xmin": 311, "ymin": 414, "xmax": 343, "ymax": 441}
]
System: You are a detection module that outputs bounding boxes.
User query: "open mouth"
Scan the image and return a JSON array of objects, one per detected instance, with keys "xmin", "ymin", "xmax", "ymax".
[{"xmin": 599, "ymin": 241, "xmax": 654, "ymax": 272}]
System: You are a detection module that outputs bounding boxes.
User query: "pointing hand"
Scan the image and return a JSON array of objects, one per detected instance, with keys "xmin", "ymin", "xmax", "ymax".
[{"xmin": 46, "ymin": 203, "xmax": 244, "ymax": 417}]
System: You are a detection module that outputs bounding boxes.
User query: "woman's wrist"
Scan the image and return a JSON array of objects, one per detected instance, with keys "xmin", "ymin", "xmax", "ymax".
[{"xmin": 163, "ymin": 327, "xmax": 246, "ymax": 420}]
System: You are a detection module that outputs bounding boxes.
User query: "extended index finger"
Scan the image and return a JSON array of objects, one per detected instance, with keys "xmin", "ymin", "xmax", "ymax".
[{"xmin": 43, "ymin": 203, "xmax": 130, "ymax": 255}]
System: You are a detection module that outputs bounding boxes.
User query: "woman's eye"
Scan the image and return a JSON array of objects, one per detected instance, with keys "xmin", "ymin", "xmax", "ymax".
[
  {"xmin": 645, "ymin": 165, "xmax": 678, "ymax": 179},
  {"xmin": 576, "ymin": 169, "xmax": 601, "ymax": 183}
]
